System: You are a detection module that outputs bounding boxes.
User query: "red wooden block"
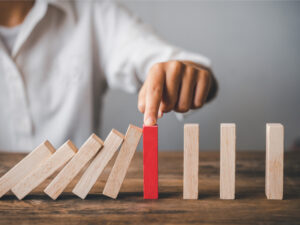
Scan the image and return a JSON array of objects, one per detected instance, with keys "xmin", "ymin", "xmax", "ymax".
[{"xmin": 143, "ymin": 125, "xmax": 158, "ymax": 199}]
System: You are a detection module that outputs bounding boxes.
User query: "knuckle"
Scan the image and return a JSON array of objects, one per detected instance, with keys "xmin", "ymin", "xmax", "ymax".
[
  {"xmin": 168, "ymin": 60, "xmax": 183, "ymax": 73},
  {"xmin": 185, "ymin": 66, "xmax": 197, "ymax": 77},
  {"xmin": 162, "ymin": 104, "xmax": 173, "ymax": 113},
  {"xmin": 149, "ymin": 84, "xmax": 163, "ymax": 94},
  {"xmin": 163, "ymin": 108, "xmax": 172, "ymax": 113},
  {"xmin": 194, "ymin": 100, "xmax": 204, "ymax": 108},
  {"xmin": 176, "ymin": 103, "xmax": 190, "ymax": 113},
  {"xmin": 150, "ymin": 62, "xmax": 164, "ymax": 73},
  {"xmin": 160, "ymin": 102, "xmax": 169, "ymax": 112},
  {"xmin": 199, "ymin": 69, "xmax": 210, "ymax": 82}
]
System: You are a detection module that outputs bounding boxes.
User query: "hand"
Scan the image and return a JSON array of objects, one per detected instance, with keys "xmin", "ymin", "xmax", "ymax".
[{"xmin": 138, "ymin": 60, "xmax": 217, "ymax": 126}]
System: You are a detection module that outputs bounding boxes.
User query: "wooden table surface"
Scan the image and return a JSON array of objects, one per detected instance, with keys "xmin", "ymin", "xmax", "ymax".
[{"xmin": 0, "ymin": 151, "xmax": 299, "ymax": 225}]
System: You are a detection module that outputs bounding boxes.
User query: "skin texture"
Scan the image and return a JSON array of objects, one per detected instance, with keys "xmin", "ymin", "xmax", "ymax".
[
  {"xmin": 139, "ymin": 61, "xmax": 218, "ymax": 125},
  {"xmin": 0, "ymin": 1, "xmax": 34, "ymax": 27},
  {"xmin": 0, "ymin": 2, "xmax": 218, "ymax": 126}
]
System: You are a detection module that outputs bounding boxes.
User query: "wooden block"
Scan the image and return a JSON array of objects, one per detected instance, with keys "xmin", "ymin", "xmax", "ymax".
[
  {"xmin": 143, "ymin": 125, "xmax": 158, "ymax": 199},
  {"xmin": 103, "ymin": 124, "xmax": 142, "ymax": 199},
  {"xmin": 44, "ymin": 134, "xmax": 104, "ymax": 200},
  {"xmin": 72, "ymin": 129, "xmax": 124, "ymax": 199},
  {"xmin": 11, "ymin": 140, "xmax": 77, "ymax": 200},
  {"xmin": 0, "ymin": 141, "xmax": 55, "ymax": 198},
  {"xmin": 220, "ymin": 123, "xmax": 236, "ymax": 199},
  {"xmin": 183, "ymin": 124, "xmax": 199, "ymax": 199},
  {"xmin": 266, "ymin": 123, "xmax": 284, "ymax": 200}
]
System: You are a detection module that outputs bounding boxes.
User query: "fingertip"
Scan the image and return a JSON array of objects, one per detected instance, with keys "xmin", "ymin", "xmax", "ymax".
[{"xmin": 144, "ymin": 116, "xmax": 156, "ymax": 126}]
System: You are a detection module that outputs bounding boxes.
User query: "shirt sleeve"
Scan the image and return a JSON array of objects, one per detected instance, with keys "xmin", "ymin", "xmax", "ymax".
[{"xmin": 96, "ymin": 1, "xmax": 212, "ymax": 93}]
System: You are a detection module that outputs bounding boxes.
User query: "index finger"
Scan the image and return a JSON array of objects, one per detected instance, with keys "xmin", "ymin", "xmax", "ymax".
[{"xmin": 144, "ymin": 65, "xmax": 165, "ymax": 126}]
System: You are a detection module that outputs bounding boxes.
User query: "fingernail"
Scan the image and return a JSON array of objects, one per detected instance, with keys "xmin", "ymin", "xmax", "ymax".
[{"xmin": 144, "ymin": 117, "xmax": 155, "ymax": 126}]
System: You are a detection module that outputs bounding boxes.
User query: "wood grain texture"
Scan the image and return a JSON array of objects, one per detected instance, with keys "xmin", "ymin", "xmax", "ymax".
[
  {"xmin": 44, "ymin": 134, "xmax": 103, "ymax": 200},
  {"xmin": 183, "ymin": 124, "xmax": 199, "ymax": 199},
  {"xmin": 0, "ymin": 151, "xmax": 299, "ymax": 225},
  {"xmin": 0, "ymin": 141, "xmax": 55, "ymax": 198},
  {"xmin": 11, "ymin": 140, "xmax": 77, "ymax": 200},
  {"xmin": 103, "ymin": 125, "xmax": 142, "ymax": 199},
  {"xmin": 72, "ymin": 129, "xmax": 124, "ymax": 199},
  {"xmin": 220, "ymin": 123, "xmax": 236, "ymax": 199},
  {"xmin": 143, "ymin": 125, "xmax": 158, "ymax": 199},
  {"xmin": 266, "ymin": 123, "xmax": 284, "ymax": 200}
]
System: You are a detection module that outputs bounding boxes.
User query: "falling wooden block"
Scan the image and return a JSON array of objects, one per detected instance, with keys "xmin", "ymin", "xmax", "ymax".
[
  {"xmin": 103, "ymin": 124, "xmax": 142, "ymax": 199},
  {"xmin": 72, "ymin": 129, "xmax": 124, "ymax": 199},
  {"xmin": 11, "ymin": 140, "xmax": 77, "ymax": 200},
  {"xmin": 266, "ymin": 123, "xmax": 284, "ymax": 200},
  {"xmin": 0, "ymin": 141, "xmax": 55, "ymax": 198},
  {"xmin": 44, "ymin": 134, "xmax": 104, "ymax": 200},
  {"xmin": 183, "ymin": 124, "xmax": 199, "ymax": 199},
  {"xmin": 143, "ymin": 125, "xmax": 158, "ymax": 199},
  {"xmin": 220, "ymin": 123, "xmax": 236, "ymax": 199}
]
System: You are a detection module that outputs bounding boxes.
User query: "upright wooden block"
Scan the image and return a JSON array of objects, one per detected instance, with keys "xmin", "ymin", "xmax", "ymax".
[
  {"xmin": 0, "ymin": 141, "xmax": 55, "ymax": 198},
  {"xmin": 143, "ymin": 125, "xmax": 158, "ymax": 199},
  {"xmin": 266, "ymin": 123, "xmax": 284, "ymax": 200},
  {"xmin": 11, "ymin": 140, "xmax": 77, "ymax": 200},
  {"xmin": 183, "ymin": 124, "xmax": 199, "ymax": 199},
  {"xmin": 220, "ymin": 123, "xmax": 236, "ymax": 199},
  {"xmin": 72, "ymin": 129, "xmax": 124, "ymax": 199},
  {"xmin": 103, "ymin": 124, "xmax": 142, "ymax": 199},
  {"xmin": 44, "ymin": 134, "xmax": 104, "ymax": 200}
]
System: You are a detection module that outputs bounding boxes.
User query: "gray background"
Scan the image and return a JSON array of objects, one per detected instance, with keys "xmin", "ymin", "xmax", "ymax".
[{"xmin": 100, "ymin": 0, "xmax": 300, "ymax": 151}]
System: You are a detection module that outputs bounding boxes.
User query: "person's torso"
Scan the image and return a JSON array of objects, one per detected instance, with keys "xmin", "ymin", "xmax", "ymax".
[{"xmin": 0, "ymin": 1, "xmax": 107, "ymax": 151}]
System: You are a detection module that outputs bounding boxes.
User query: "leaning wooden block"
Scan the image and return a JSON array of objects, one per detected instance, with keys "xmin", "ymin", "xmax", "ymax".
[
  {"xmin": 266, "ymin": 123, "xmax": 284, "ymax": 200},
  {"xmin": 72, "ymin": 129, "xmax": 124, "ymax": 199},
  {"xmin": 44, "ymin": 134, "xmax": 104, "ymax": 200},
  {"xmin": 183, "ymin": 124, "xmax": 199, "ymax": 199},
  {"xmin": 11, "ymin": 140, "xmax": 77, "ymax": 200},
  {"xmin": 220, "ymin": 123, "xmax": 236, "ymax": 199},
  {"xmin": 103, "ymin": 124, "xmax": 142, "ymax": 199},
  {"xmin": 0, "ymin": 141, "xmax": 55, "ymax": 198},
  {"xmin": 143, "ymin": 125, "xmax": 158, "ymax": 199}
]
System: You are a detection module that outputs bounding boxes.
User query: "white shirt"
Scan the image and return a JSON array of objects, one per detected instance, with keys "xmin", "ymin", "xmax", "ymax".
[
  {"xmin": 0, "ymin": 25, "xmax": 21, "ymax": 53},
  {"xmin": 0, "ymin": 0, "xmax": 211, "ymax": 152}
]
